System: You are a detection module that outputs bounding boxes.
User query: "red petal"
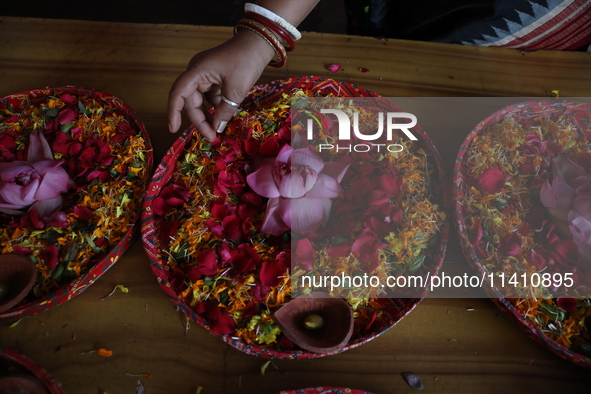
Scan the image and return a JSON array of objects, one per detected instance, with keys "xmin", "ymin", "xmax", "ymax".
[
  {"xmin": 295, "ymin": 238, "xmax": 316, "ymax": 270},
  {"xmin": 260, "ymin": 260, "xmax": 287, "ymax": 287},
  {"xmin": 40, "ymin": 244, "xmax": 59, "ymax": 269},
  {"xmin": 59, "ymin": 94, "xmax": 76, "ymax": 104},
  {"xmin": 73, "ymin": 206, "xmax": 93, "ymax": 220},
  {"xmin": 327, "ymin": 63, "xmax": 341, "ymax": 72},
  {"xmin": 380, "ymin": 173, "xmax": 402, "ymax": 196},
  {"xmin": 259, "ymin": 136, "xmax": 284, "ymax": 156},
  {"xmin": 550, "ymin": 238, "xmax": 580, "ymax": 264},
  {"xmin": 57, "ymin": 108, "xmax": 77, "ymax": 125},
  {"xmin": 478, "ymin": 167, "xmax": 506, "ymax": 194},
  {"xmin": 327, "ymin": 244, "xmax": 351, "ymax": 258},
  {"xmin": 211, "ymin": 203, "xmax": 227, "ymax": 221},
  {"xmin": 557, "ymin": 295, "xmax": 578, "ymax": 312},
  {"xmin": 196, "ymin": 248, "xmax": 219, "ymax": 276},
  {"xmin": 153, "ymin": 196, "xmax": 170, "ymax": 216}
]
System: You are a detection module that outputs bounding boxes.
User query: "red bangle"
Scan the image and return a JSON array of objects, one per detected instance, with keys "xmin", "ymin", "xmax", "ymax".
[
  {"xmin": 235, "ymin": 19, "xmax": 287, "ymax": 68},
  {"xmin": 244, "ymin": 11, "xmax": 295, "ymax": 52}
]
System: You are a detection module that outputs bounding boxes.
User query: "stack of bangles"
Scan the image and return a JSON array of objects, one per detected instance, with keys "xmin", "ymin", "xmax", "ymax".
[{"xmin": 234, "ymin": 3, "xmax": 302, "ymax": 68}]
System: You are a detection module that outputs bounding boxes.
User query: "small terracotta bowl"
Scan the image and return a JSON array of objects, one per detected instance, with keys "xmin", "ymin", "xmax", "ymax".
[
  {"xmin": 0, "ymin": 374, "xmax": 48, "ymax": 394},
  {"xmin": 273, "ymin": 293, "xmax": 354, "ymax": 353},
  {"xmin": 0, "ymin": 254, "xmax": 37, "ymax": 314}
]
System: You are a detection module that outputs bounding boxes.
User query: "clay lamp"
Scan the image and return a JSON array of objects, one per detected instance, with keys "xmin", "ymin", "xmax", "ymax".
[
  {"xmin": 0, "ymin": 374, "xmax": 48, "ymax": 394},
  {"xmin": 273, "ymin": 293, "xmax": 354, "ymax": 353},
  {"xmin": 0, "ymin": 254, "xmax": 38, "ymax": 314}
]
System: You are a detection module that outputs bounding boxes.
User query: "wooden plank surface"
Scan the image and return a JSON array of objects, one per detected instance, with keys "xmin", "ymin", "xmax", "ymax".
[{"xmin": 0, "ymin": 17, "xmax": 590, "ymax": 394}]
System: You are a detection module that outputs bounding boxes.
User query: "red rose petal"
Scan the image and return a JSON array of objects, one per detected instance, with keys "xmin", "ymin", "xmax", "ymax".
[
  {"xmin": 478, "ymin": 167, "xmax": 506, "ymax": 194},
  {"xmin": 557, "ymin": 295, "xmax": 578, "ymax": 312}
]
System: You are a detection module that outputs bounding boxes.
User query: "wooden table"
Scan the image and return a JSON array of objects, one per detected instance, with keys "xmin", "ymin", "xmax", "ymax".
[{"xmin": 1, "ymin": 17, "xmax": 591, "ymax": 394}]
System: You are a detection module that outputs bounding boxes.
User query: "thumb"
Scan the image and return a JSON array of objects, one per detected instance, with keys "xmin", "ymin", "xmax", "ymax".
[{"xmin": 212, "ymin": 94, "xmax": 242, "ymax": 134}]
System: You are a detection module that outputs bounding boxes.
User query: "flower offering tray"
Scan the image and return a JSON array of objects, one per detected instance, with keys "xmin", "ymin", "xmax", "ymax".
[
  {"xmin": 0, "ymin": 86, "xmax": 153, "ymax": 321},
  {"xmin": 278, "ymin": 388, "xmax": 377, "ymax": 394},
  {"xmin": 141, "ymin": 76, "xmax": 449, "ymax": 358},
  {"xmin": 453, "ymin": 99, "xmax": 591, "ymax": 368}
]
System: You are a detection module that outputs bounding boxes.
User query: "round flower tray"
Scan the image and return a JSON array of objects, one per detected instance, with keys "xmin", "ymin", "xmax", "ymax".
[
  {"xmin": 141, "ymin": 76, "xmax": 449, "ymax": 359},
  {"xmin": 0, "ymin": 86, "xmax": 153, "ymax": 321},
  {"xmin": 279, "ymin": 388, "xmax": 377, "ymax": 394},
  {"xmin": 0, "ymin": 347, "xmax": 64, "ymax": 393},
  {"xmin": 453, "ymin": 99, "xmax": 591, "ymax": 369}
]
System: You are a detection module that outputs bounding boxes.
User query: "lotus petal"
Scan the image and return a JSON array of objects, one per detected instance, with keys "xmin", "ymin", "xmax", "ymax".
[
  {"xmin": 246, "ymin": 165, "xmax": 280, "ymax": 198},
  {"xmin": 261, "ymin": 198, "xmax": 290, "ymax": 236},
  {"xmin": 283, "ymin": 197, "xmax": 324, "ymax": 234}
]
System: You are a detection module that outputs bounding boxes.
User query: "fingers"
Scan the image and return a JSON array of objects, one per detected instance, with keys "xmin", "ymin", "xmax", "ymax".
[
  {"xmin": 185, "ymin": 92, "xmax": 217, "ymax": 142},
  {"xmin": 212, "ymin": 93, "xmax": 241, "ymax": 134},
  {"xmin": 168, "ymin": 74, "xmax": 202, "ymax": 134},
  {"xmin": 167, "ymin": 84, "xmax": 186, "ymax": 134},
  {"xmin": 168, "ymin": 71, "xmax": 219, "ymax": 140}
]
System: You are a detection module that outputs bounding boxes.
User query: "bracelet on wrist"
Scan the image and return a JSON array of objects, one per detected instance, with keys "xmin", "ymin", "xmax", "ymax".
[
  {"xmin": 244, "ymin": 3, "xmax": 302, "ymax": 41},
  {"xmin": 234, "ymin": 19, "xmax": 288, "ymax": 68},
  {"xmin": 244, "ymin": 11, "xmax": 295, "ymax": 52}
]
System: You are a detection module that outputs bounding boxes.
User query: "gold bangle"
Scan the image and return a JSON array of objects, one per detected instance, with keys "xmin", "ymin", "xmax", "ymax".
[{"xmin": 234, "ymin": 18, "xmax": 287, "ymax": 68}]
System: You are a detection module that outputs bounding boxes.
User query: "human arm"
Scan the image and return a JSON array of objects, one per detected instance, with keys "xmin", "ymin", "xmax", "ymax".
[{"xmin": 167, "ymin": 0, "xmax": 321, "ymax": 141}]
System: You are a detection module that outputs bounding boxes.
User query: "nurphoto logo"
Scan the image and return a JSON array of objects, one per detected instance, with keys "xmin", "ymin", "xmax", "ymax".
[{"xmin": 307, "ymin": 109, "xmax": 418, "ymax": 153}]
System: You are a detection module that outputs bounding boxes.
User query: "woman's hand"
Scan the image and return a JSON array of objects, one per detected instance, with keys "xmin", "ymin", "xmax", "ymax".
[{"xmin": 168, "ymin": 29, "xmax": 275, "ymax": 141}]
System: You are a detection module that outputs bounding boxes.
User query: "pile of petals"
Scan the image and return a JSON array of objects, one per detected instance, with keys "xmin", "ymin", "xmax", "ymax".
[
  {"xmin": 458, "ymin": 111, "xmax": 591, "ymax": 355},
  {"xmin": 154, "ymin": 91, "xmax": 445, "ymax": 349},
  {"xmin": 0, "ymin": 92, "xmax": 151, "ymax": 299}
]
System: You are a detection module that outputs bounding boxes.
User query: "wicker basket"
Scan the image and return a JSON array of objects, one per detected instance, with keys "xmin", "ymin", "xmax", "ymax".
[
  {"xmin": 141, "ymin": 76, "xmax": 449, "ymax": 358},
  {"xmin": 453, "ymin": 99, "xmax": 591, "ymax": 369},
  {"xmin": 0, "ymin": 86, "xmax": 153, "ymax": 321}
]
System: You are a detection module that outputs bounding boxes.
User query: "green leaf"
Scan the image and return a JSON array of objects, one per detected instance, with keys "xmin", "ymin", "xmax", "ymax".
[
  {"xmin": 179, "ymin": 162, "xmax": 194, "ymax": 174},
  {"xmin": 537, "ymin": 302, "xmax": 566, "ymax": 321},
  {"xmin": 51, "ymin": 264, "xmax": 65, "ymax": 282},
  {"xmin": 62, "ymin": 268, "xmax": 78, "ymax": 282},
  {"xmin": 580, "ymin": 342, "xmax": 591, "ymax": 356},
  {"xmin": 78, "ymin": 100, "xmax": 90, "ymax": 116},
  {"xmin": 46, "ymin": 108, "xmax": 58, "ymax": 118},
  {"xmin": 42, "ymin": 229, "xmax": 60, "ymax": 245},
  {"xmin": 263, "ymin": 120, "xmax": 277, "ymax": 131},
  {"xmin": 219, "ymin": 289, "xmax": 229, "ymax": 305},
  {"xmin": 83, "ymin": 234, "xmax": 102, "ymax": 253},
  {"xmin": 408, "ymin": 253, "xmax": 426, "ymax": 273},
  {"xmin": 330, "ymin": 236, "xmax": 348, "ymax": 247},
  {"xmin": 427, "ymin": 233, "xmax": 440, "ymax": 248},
  {"xmin": 492, "ymin": 198, "xmax": 507, "ymax": 210},
  {"xmin": 60, "ymin": 121, "xmax": 75, "ymax": 133}
]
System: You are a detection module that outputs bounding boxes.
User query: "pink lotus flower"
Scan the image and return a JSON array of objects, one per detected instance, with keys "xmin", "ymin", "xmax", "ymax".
[
  {"xmin": 0, "ymin": 131, "xmax": 70, "ymax": 218},
  {"xmin": 540, "ymin": 154, "xmax": 591, "ymax": 262},
  {"xmin": 246, "ymin": 144, "xmax": 349, "ymax": 235}
]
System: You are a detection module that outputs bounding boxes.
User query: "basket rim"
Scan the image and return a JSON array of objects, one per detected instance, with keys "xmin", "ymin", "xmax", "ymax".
[{"xmin": 278, "ymin": 387, "xmax": 377, "ymax": 394}]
